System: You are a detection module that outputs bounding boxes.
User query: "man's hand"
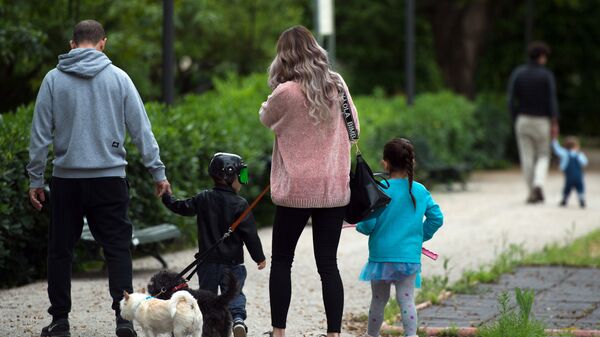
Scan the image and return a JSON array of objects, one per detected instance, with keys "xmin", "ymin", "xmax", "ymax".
[
  {"xmin": 29, "ymin": 188, "xmax": 45, "ymax": 211},
  {"xmin": 257, "ymin": 260, "xmax": 267, "ymax": 270},
  {"xmin": 155, "ymin": 179, "xmax": 172, "ymax": 197},
  {"xmin": 551, "ymin": 120, "xmax": 560, "ymax": 139}
]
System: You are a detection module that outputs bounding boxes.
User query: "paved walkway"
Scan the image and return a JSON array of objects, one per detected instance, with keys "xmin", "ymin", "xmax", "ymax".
[
  {"xmin": 1, "ymin": 166, "xmax": 599, "ymax": 336},
  {"xmin": 418, "ymin": 266, "xmax": 600, "ymax": 329}
]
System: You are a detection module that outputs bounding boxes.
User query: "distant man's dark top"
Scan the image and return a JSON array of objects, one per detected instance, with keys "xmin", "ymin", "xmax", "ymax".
[{"xmin": 508, "ymin": 62, "xmax": 559, "ymax": 121}]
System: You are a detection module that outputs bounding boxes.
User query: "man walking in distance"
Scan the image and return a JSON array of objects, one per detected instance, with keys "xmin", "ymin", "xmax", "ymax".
[
  {"xmin": 508, "ymin": 41, "xmax": 559, "ymax": 204},
  {"xmin": 27, "ymin": 20, "xmax": 171, "ymax": 337}
]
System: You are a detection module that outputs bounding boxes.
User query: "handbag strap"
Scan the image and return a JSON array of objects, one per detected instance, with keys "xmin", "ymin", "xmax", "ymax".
[{"xmin": 340, "ymin": 91, "xmax": 359, "ymax": 144}]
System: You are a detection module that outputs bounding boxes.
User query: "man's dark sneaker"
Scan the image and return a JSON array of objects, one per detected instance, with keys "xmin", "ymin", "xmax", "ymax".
[
  {"xmin": 233, "ymin": 319, "xmax": 248, "ymax": 337},
  {"xmin": 560, "ymin": 199, "xmax": 567, "ymax": 207},
  {"xmin": 526, "ymin": 191, "xmax": 537, "ymax": 204},
  {"xmin": 40, "ymin": 318, "xmax": 70, "ymax": 337},
  {"xmin": 580, "ymin": 200, "xmax": 586, "ymax": 208},
  {"xmin": 116, "ymin": 316, "xmax": 137, "ymax": 337},
  {"xmin": 533, "ymin": 186, "xmax": 544, "ymax": 203}
]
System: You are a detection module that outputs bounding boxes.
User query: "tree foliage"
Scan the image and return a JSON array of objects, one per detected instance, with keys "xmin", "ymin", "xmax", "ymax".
[
  {"xmin": 0, "ymin": 0, "xmax": 305, "ymax": 112},
  {"xmin": 335, "ymin": 0, "xmax": 444, "ymax": 95},
  {"xmin": 1, "ymin": 74, "xmax": 506, "ymax": 287},
  {"xmin": 476, "ymin": 0, "xmax": 600, "ymax": 135},
  {"xmin": 1, "ymin": 0, "xmax": 599, "ymax": 136}
]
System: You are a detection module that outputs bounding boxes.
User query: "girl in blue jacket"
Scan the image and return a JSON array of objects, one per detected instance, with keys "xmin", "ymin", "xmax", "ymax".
[{"xmin": 357, "ymin": 138, "xmax": 444, "ymax": 337}]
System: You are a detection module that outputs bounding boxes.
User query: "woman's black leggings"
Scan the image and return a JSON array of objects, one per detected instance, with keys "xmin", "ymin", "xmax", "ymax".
[{"xmin": 269, "ymin": 205, "xmax": 345, "ymax": 332}]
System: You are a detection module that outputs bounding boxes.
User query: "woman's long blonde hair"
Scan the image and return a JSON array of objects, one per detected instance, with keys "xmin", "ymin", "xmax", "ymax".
[{"xmin": 268, "ymin": 25, "xmax": 344, "ymax": 124}]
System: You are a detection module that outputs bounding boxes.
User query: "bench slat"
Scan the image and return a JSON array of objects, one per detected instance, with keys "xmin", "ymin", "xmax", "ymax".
[{"xmin": 80, "ymin": 220, "xmax": 180, "ymax": 246}]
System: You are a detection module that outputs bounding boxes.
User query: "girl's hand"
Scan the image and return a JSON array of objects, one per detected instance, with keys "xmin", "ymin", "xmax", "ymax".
[{"xmin": 257, "ymin": 260, "xmax": 267, "ymax": 270}]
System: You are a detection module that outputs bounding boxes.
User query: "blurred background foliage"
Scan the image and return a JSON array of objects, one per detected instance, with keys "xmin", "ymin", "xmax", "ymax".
[
  {"xmin": 1, "ymin": 0, "xmax": 598, "ymax": 286},
  {"xmin": 2, "ymin": 0, "xmax": 599, "ymax": 135},
  {"xmin": 1, "ymin": 74, "xmax": 508, "ymax": 286}
]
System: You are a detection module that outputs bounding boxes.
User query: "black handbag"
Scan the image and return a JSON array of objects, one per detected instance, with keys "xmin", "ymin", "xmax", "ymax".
[{"xmin": 340, "ymin": 91, "xmax": 391, "ymax": 224}]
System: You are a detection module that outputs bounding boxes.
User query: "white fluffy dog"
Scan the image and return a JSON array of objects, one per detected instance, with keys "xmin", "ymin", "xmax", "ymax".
[{"xmin": 119, "ymin": 289, "xmax": 202, "ymax": 337}]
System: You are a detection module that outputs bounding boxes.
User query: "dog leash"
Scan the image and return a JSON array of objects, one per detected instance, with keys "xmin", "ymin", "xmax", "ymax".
[{"xmin": 153, "ymin": 184, "xmax": 271, "ymax": 297}]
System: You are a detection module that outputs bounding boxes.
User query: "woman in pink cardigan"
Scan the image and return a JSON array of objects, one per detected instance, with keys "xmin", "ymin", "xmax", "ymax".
[{"xmin": 259, "ymin": 26, "xmax": 359, "ymax": 337}]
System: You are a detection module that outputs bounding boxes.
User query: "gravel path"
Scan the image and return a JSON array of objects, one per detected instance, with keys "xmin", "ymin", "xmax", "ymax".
[{"xmin": 2, "ymin": 167, "xmax": 599, "ymax": 337}]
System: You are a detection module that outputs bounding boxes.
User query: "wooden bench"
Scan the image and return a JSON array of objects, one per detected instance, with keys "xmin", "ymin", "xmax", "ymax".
[{"xmin": 80, "ymin": 218, "xmax": 181, "ymax": 269}]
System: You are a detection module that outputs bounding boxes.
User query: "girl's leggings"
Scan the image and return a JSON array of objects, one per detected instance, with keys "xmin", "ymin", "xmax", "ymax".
[{"xmin": 368, "ymin": 274, "xmax": 417, "ymax": 337}]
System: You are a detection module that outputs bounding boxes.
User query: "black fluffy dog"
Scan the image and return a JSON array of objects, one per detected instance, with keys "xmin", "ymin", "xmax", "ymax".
[{"xmin": 148, "ymin": 270, "xmax": 238, "ymax": 337}]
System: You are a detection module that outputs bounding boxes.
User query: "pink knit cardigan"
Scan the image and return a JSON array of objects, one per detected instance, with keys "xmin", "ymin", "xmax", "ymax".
[{"xmin": 259, "ymin": 80, "xmax": 360, "ymax": 208}]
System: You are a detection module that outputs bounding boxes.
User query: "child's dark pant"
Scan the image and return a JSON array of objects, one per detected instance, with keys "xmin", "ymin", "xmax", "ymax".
[
  {"xmin": 197, "ymin": 262, "xmax": 248, "ymax": 320},
  {"xmin": 47, "ymin": 177, "xmax": 133, "ymax": 319},
  {"xmin": 269, "ymin": 206, "xmax": 345, "ymax": 333},
  {"xmin": 563, "ymin": 178, "xmax": 585, "ymax": 201}
]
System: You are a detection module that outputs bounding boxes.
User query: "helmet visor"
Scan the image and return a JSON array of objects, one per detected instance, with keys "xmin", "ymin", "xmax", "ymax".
[{"xmin": 238, "ymin": 166, "xmax": 249, "ymax": 184}]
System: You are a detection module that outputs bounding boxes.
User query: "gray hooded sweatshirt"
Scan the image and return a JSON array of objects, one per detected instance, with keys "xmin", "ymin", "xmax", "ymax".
[{"xmin": 27, "ymin": 48, "xmax": 166, "ymax": 188}]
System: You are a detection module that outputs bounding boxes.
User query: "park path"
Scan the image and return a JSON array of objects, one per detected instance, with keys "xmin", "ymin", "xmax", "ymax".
[
  {"xmin": 417, "ymin": 266, "xmax": 600, "ymax": 329},
  {"xmin": 1, "ymin": 162, "xmax": 599, "ymax": 337}
]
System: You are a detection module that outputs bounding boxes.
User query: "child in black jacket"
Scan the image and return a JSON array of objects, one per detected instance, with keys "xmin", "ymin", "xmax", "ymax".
[{"xmin": 162, "ymin": 152, "xmax": 266, "ymax": 337}]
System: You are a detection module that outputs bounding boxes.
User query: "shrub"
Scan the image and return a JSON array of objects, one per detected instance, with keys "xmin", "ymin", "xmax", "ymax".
[
  {"xmin": 0, "ymin": 74, "xmax": 274, "ymax": 288},
  {"xmin": 0, "ymin": 106, "xmax": 50, "ymax": 287},
  {"xmin": 124, "ymin": 74, "xmax": 275, "ymax": 240},
  {"xmin": 471, "ymin": 92, "xmax": 513, "ymax": 168},
  {"xmin": 0, "ymin": 73, "xmax": 506, "ymax": 287},
  {"xmin": 354, "ymin": 91, "xmax": 480, "ymax": 177}
]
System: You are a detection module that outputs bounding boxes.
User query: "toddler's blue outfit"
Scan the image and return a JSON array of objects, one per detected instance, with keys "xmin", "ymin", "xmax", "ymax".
[
  {"xmin": 552, "ymin": 140, "xmax": 588, "ymax": 206},
  {"xmin": 356, "ymin": 178, "xmax": 443, "ymax": 337}
]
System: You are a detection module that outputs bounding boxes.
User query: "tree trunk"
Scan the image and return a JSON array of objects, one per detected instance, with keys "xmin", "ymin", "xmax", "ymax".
[{"xmin": 423, "ymin": 0, "xmax": 502, "ymax": 99}]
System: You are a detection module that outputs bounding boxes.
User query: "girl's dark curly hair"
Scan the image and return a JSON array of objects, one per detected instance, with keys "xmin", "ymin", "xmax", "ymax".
[{"xmin": 383, "ymin": 138, "xmax": 416, "ymax": 208}]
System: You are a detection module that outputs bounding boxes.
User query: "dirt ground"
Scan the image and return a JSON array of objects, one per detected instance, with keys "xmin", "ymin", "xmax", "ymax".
[{"xmin": 1, "ymin": 166, "xmax": 599, "ymax": 337}]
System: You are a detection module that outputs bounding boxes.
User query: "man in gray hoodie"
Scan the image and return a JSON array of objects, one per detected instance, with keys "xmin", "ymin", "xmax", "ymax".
[{"xmin": 27, "ymin": 20, "xmax": 170, "ymax": 337}]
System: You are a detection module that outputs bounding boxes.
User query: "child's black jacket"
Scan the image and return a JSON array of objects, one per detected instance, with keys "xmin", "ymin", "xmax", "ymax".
[{"xmin": 162, "ymin": 184, "xmax": 265, "ymax": 265}]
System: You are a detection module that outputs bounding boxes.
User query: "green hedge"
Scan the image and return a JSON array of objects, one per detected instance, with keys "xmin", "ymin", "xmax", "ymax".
[
  {"xmin": 0, "ymin": 73, "xmax": 510, "ymax": 287},
  {"xmin": 355, "ymin": 91, "xmax": 479, "ymax": 172},
  {"xmin": 0, "ymin": 105, "xmax": 50, "ymax": 287},
  {"xmin": 125, "ymin": 74, "xmax": 275, "ymax": 242},
  {"xmin": 354, "ymin": 91, "xmax": 512, "ymax": 172}
]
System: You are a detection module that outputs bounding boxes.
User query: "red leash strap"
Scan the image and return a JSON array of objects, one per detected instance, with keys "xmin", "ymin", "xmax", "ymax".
[{"xmin": 171, "ymin": 282, "xmax": 189, "ymax": 292}]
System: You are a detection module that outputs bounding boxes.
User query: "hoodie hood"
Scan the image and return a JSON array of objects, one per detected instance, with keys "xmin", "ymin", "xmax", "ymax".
[{"xmin": 57, "ymin": 48, "xmax": 112, "ymax": 78}]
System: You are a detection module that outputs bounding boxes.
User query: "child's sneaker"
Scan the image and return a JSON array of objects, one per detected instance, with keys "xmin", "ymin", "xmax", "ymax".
[
  {"xmin": 232, "ymin": 319, "xmax": 248, "ymax": 337},
  {"xmin": 40, "ymin": 318, "xmax": 70, "ymax": 337}
]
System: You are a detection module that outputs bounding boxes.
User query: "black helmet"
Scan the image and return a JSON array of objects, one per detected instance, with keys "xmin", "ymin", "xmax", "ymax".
[{"xmin": 208, "ymin": 152, "xmax": 248, "ymax": 185}]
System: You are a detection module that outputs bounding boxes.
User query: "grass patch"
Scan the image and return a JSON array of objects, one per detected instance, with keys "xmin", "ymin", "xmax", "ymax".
[
  {"xmin": 522, "ymin": 229, "xmax": 600, "ymax": 267},
  {"xmin": 436, "ymin": 325, "xmax": 460, "ymax": 336},
  {"xmin": 381, "ymin": 229, "xmax": 599, "ymax": 329},
  {"xmin": 384, "ymin": 298, "xmax": 401, "ymax": 324},
  {"xmin": 451, "ymin": 243, "xmax": 525, "ymax": 294},
  {"xmin": 417, "ymin": 258, "xmax": 450, "ymax": 304},
  {"xmin": 478, "ymin": 288, "xmax": 546, "ymax": 337}
]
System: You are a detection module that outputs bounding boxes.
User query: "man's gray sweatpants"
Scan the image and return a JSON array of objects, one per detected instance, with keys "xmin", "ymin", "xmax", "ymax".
[{"xmin": 515, "ymin": 115, "xmax": 551, "ymax": 193}]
